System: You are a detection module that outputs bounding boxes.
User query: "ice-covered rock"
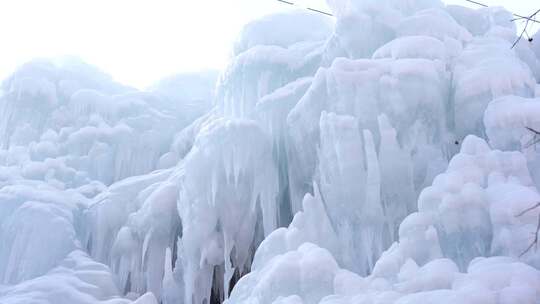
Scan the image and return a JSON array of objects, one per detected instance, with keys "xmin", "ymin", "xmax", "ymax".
[
  {"xmin": 227, "ymin": 243, "xmax": 341, "ymax": 304},
  {"xmin": 227, "ymin": 242, "xmax": 540, "ymax": 304},
  {"xmin": 0, "ymin": 250, "xmax": 133, "ymax": 304},
  {"xmin": 375, "ymin": 135, "xmax": 540, "ymax": 274},
  {"xmin": 287, "ymin": 56, "xmax": 448, "ymax": 223},
  {"xmin": 484, "ymin": 96, "xmax": 540, "ymax": 151},
  {"xmin": 451, "ymin": 37, "xmax": 536, "ymax": 138},
  {"xmin": 0, "ymin": 181, "xmax": 88, "ymax": 284}
]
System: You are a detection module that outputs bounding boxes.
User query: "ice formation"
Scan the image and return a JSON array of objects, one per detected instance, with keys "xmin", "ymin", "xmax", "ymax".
[{"xmin": 2, "ymin": 1, "xmax": 540, "ymax": 304}]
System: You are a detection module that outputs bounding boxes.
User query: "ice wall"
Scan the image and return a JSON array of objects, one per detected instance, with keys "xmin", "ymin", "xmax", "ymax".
[
  {"xmin": 221, "ymin": 1, "xmax": 540, "ymax": 304},
  {"xmin": 0, "ymin": 58, "xmax": 216, "ymax": 187},
  {"xmin": 2, "ymin": 1, "xmax": 540, "ymax": 304},
  {"xmin": 177, "ymin": 118, "xmax": 278, "ymax": 304},
  {"xmin": 484, "ymin": 96, "xmax": 540, "ymax": 188},
  {"xmin": 225, "ymin": 137, "xmax": 540, "ymax": 304},
  {"xmin": 83, "ymin": 117, "xmax": 279, "ymax": 304},
  {"xmin": 0, "ymin": 57, "xmax": 218, "ymax": 304}
]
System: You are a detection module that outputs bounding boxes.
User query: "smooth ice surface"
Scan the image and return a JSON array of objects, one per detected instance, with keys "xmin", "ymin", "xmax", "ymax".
[{"xmin": 2, "ymin": 1, "xmax": 540, "ymax": 304}]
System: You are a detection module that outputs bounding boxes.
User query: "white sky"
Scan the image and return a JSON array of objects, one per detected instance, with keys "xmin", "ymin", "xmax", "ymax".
[{"xmin": 0, "ymin": 0, "xmax": 537, "ymax": 89}]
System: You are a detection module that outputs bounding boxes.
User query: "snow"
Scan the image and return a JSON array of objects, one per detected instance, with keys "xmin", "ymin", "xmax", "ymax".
[
  {"xmin": 228, "ymin": 244, "xmax": 540, "ymax": 304},
  {"xmin": 2, "ymin": 2, "xmax": 540, "ymax": 304},
  {"xmin": 0, "ymin": 250, "xmax": 130, "ymax": 304}
]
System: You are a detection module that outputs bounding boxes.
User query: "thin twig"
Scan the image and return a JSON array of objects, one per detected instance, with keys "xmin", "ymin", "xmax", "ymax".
[
  {"xmin": 275, "ymin": 0, "xmax": 333, "ymax": 16},
  {"xmin": 463, "ymin": 0, "xmax": 540, "ymax": 24},
  {"xmin": 276, "ymin": 0, "xmax": 294, "ymax": 5},
  {"xmin": 512, "ymin": 18, "xmax": 531, "ymax": 48},
  {"xmin": 512, "ymin": 8, "xmax": 540, "ymax": 48},
  {"xmin": 516, "ymin": 202, "xmax": 540, "ymax": 257},
  {"xmin": 307, "ymin": 7, "xmax": 333, "ymax": 17},
  {"xmin": 511, "ymin": 15, "xmax": 540, "ymax": 24},
  {"xmin": 463, "ymin": 0, "xmax": 487, "ymax": 7},
  {"xmin": 524, "ymin": 127, "xmax": 540, "ymax": 149},
  {"xmin": 516, "ymin": 202, "xmax": 540, "ymax": 217},
  {"xmin": 525, "ymin": 127, "xmax": 540, "ymax": 135},
  {"xmin": 520, "ymin": 214, "xmax": 540, "ymax": 257},
  {"xmin": 274, "ymin": 0, "xmax": 540, "ymax": 26}
]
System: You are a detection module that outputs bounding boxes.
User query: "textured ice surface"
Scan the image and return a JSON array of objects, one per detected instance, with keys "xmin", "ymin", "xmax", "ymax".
[
  {"xmin": 0, "ymin": 58, "xmax": 217, "ymax": 186},
  {"xmin": 228, "ymin": 244, "xmax": 540, "ymax": 304},
  {"xmin": 226, "ymin": 137, "xmax": 540, "ymax": 304},
  {"xmin": 234, "ymin": 10, "xmax": 333, "ymax": 56},
  {"xmin": 2, "ymin": 1, "xmax": 540, "ymax": 304},
  {"xmin": 0, "ymin": 250, "xmax": 134, "ymax": 304},
  {"xmin": 0, "ymin": 57, "xmax": 217, "ymax": 303}
]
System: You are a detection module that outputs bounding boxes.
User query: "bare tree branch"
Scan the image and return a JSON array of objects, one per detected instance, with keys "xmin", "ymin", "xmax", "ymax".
[
  {"xmin": 516, "ymin": 127, "xmax": 540, "ymax": 257},
  {"xmin": 517, "ymin": 202, "xmax": 540, "ymax": 217},
  {"xmin": 511, "ymin": 10, "xmax": 540, "ymax": 24},
  {"xmin": 524, "ymin": 127, "xmax": 540, "ymax": 149},
  {"xmin": 512, "ymin": 8, "xmax": 540, "ymax": 48},
  {"xmin": 517, "ymin": 208, "xmax": 540, "ymax": 257}
]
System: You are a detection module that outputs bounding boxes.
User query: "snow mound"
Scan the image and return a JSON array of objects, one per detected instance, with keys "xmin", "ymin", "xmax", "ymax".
[
  {"xmin": 228, "ymin": 243, "xmax": 540, "ymax": 304},
  {"xmin": 0, "ymin": 250, "xmax": 131, "ymax": 304}
]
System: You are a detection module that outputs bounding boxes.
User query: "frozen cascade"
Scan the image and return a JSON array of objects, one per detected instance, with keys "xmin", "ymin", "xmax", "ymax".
[
  {"xmin": 225, "ymin": 136, "xmax": 540, "ymax": 304},
  {"xmin": 373, "ymin": 135, "xmax": 540, "ymax": 275},
  {"xmin": 377, "ymin": 114, "xmax": 416, "ymax": 240},
  {"xmin": 84, "ymin": 118, "xmax": 278, "ymax": 304},
  {"xmin": 287, "ymin": 56, "xmax": 449, "ymax": 224},
  {"xmin": 217, "ymin": 41, "xmax": 327, "ymax": 119},
  {"xmin": 483, "ymin": 96, "xmax": 540, "ymax": 188},
  {"xmin": 2, "ymin": 1, "xmax": 540, "ymax": 304},
  {"xmin": 452, "ymin": 37, "xmax": 536, "ymax": 138},
  {"xmin": 0, "ymin": 58, "xmax": 216, "ymax": 187},
  {"xmin": 0, "ymin": 178, "xmax": 93, "ymax": 283},
  {"xmin": 256, "ymin": 77, "xmax": 314, "ymax": 226},
  {"xmin": 177, "ymin": 118, "xmax": 278, "ymax": 304},
  {"xmin": 0, "ymin": 56, "xmax": 219, "ymax": 303},
  {"xmin": 317, "ymin": 112, "xmax": 384, "ymax": 274}
]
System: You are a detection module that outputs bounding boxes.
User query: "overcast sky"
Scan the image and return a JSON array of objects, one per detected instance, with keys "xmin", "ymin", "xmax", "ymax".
[{"xmin": 0, "ymin": 0, "xmax": 537, "ymax": 89}]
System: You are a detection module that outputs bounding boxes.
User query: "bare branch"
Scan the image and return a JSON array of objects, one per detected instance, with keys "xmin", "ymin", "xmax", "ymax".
[
  {"xmin": 524, "ymin": 127, "xmax": 540, "ymax": 149},
  {"xmin": 512, "ymin": 8, "xmax": 540, "ymax": 48},
  {"xmin": 516, "ymin": 202, "xmax": 540, "ymax": 257},
  {"xmin": 511, "ymin": 12, "xmax": 540, "ymax": 24},
  {"xmin": 525, "ymin": 127, "xmax": 540, "ymax": 134},
  {"xmin": 514, "ymin": 8, "xmax": 540, "ymax": 22},
  {"xmin": 517, "ymin": 202, "xmax": 540, "ymax": 217},
  {"xmin": 276, "ymin": 0, "xmax": 294, "ymax": 5},
  {"xmin": 520, "ymin": 213, "xmax": 540, "ymax": 257},
  {"xmin": 512, "ymin": 18, "xmax": 531, "ymax": 48},
  {"xmin": 274, "ymin": 0, "xmax": 333, "ymax": 17}
]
